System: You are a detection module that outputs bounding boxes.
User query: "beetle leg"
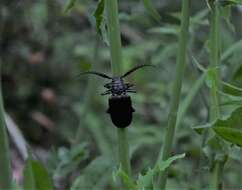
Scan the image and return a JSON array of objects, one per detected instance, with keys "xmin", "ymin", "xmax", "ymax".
[
  {"xmin": 125, "ymin": 83, "xmax": 134, "ymax": 88},
  {"xmin": 101, "ymin": 90, "xmax": 111, "ymax": 95},
  {"xmin": 104, "ymin": 83, "xmax": 112, "ymax": 89},
  {"xmin": 127, "ymin": 89, "xmax": 136, "ymax": 93},
  {"xmin": 125, "ymin": 83, "xmax": 135, "ymax": 92}
]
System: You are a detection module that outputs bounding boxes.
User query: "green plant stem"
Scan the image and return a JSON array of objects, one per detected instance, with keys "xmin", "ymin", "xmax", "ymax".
[
  {"xmin": 106, "ymin": 0, "xmax": 122, "ymax": 75},
  {"xmin": 117, "ymin": 129, "xmax": 130, "ymax": 175},
  {"xmin": 209, "ymin": 2, "xmax": 220, "ymax": 121},
  {"xmin": 208, "ymin": 2, "xmax": 224, "ymax": 189},
  {"xmin": 158, "ymin": 0, "xmax": 190, "ymax": 189},
  {"xmin": 209, "ymin": 161, "xmax": 223, "ymax": 190},
  {"xmin": 106, "ymin": 0, "xmax": 131, "ymax": 176},
  {"xmin": 0, "ymin": 63, "xmax": 12, "ymax": 189},
  {"xmin": 197, "ymin": 128, "xmax": 209, "ymax": 189}
]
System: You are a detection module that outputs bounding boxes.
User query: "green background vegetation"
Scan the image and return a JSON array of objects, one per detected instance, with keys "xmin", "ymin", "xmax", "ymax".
[{"xmin": 1, "ymin": 0, "xmax": 242, "ymax": 189}]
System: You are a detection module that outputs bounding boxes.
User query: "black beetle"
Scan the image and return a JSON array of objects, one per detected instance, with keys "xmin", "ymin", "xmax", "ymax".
[{"xmin": 81, "ymin": 64, "xmax": 153, "ymax": 128}]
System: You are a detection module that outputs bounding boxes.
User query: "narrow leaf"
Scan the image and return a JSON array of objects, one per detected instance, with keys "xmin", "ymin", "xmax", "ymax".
[
  {"xmin": 158, "ymin": 153, "xmax": 186, "ymax": 171},
  {"xmin": 148, "ymin": 26, "xmax": 178, "ymax": 36},
  {"xmin": 191, "ymin": 55, "xmax": 206, "ymax": 72},
  {"xmin": 219, "ymin": 0, "xmax": 242, "ymax": 6},
  {"xmin": 192, "ymin": 123, "xmax": 213, "ymax": 134},
  {"xmin": 23, "ymin": 159, "xmax": 36, "ymax": 190},
  {"xmin": 113, "ymin": 166, "xmax": 137, "ymax": 190},
  {"xmin": 222, "ymin": 81, "xmax": 242, "ymax": 97},
  {"xmin": 23, "ymin": 159, "xmax": 53, "ymax": 190},
  {"xmin": 63, "ymin": 0, "xmax": 77, "ymax": 14},
  {"xmin": 220, "ymin": 100, "xmax": 242, "ymax": 107},
  {"xmin": 93, "ymin": 0, "xmax": 105, "ymax": 34},
  {"xmin": 137, "ymin": 153, "xmax": 185, "ymax": 190},
  {"xmin": 221, "ymin": 39, "xmax": 242, "ymax": 61},
  {"xmin": 221, "ymin": 5, "xmax": 235, "ymax": 32},
  {"xmin": 143, "ymin": 0, "xmax": 161, "ymax": 23}
]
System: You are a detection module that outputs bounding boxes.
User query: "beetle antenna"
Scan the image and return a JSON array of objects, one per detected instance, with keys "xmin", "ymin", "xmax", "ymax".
[
  {"xmin": 121, "ymin": 64, "xmax": 155, "ymax": 78},
  {"xmin": 77, "ymin": 71, "xmax": 113, "ymax": 79}
]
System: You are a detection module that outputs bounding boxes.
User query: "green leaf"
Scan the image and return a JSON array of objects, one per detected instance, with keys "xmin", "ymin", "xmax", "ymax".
[
  {"xmin": 220, "ymin": 5, "xmax": 235, "ymax": 32},
  {"xmin": 196, "ymin": 107, "xmax": 242, "ymax": 153},
  {"xmin": 63, "ymin": 0, "xmax": 77, "ymax": 14},
  {"xmin": 23, "ymin": 159, "xmax": 53, "ymax": 190},
  {"xmin": 190, "ymin": 9, "xmax": 209, "ymax": 26},
  {"xmin": 221, "ymin": 81, "xmax": 242, "ymax": 97},
  {"xmin": 207, "ymin": 0, "xmax": 242, "ymax": 9},
  {"xmin": 213, "ymin": 127, "xmax": 242, "ymax": 147},
  {"xmin": 93, "ymin": 0, "xmax": 109, "ymax": 45},
  {"xmin": 221, "ymin": 39, "xmax": 242, "ymax": 61},
  {"xmin": 191, "ymin": 55, "xmax": 206, "ymax": 72},
  {"xmin": 212, "ymin": 107, "xmax": 242, "ymax": 147},
  {"xmin": 214, "ymin": 107, "xmax": 242, "ymax": 128},
  {"xmin": 206, "ymin": 0, "xmax": 213, "ymax": 10},
  {"xmin": 221, "ymin": 100, "xmax": 242, "ymax": 107},
  {"xmin": 148, "ymin": 26, "xmax": 179, "ymax": 36},
  {"xmin": 192, "ymin": 123, "xmax": 213, "ymax": 134},
  {"xmin": 158, "ymin": 153, "xmax": 186, "ymax": 171},
  {"xmin": 233, "ymin": 65, "xmax": 242, "ymax": 80},
  {"xmin": 23, "ymin": 159, "xmax": 36, "ymax": 190},
  {"xmin": 142, "ymin": 0, "xmax": 161, "ymax": 23},
  {"xmin": 93, "ymin": 0, "xmax": 105, "ymax": 34},
  {"xmin": 113, "ymin": 166, "xmax": 137, "ymax": 190},
  {"xmin": 136, "ymin": 153, "xmax": 185, "ymax": 190},
  {"xmin": 219, "ymin": 0, "xmax": 242, "ymax": 6},
  {"xmin": 137, "ymin": 168, "xmax": 154, "ymax": 190}
]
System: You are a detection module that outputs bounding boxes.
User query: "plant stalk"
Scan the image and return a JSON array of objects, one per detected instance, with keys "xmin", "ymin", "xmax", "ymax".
[
  {"xmin": 208, "ymin": 1, "xmax": 220, "ymax": 121},
  {"xmin": 0, "ymin": 63, "xmax": 12, "ymax": 189},
  {"xmin": 106, "ymin": 0, "xmax": 131, "ymax": 176},
  {"xmin": 158, "ymin": 0, "xmax": 190, "ymax": 189},
  {"xmin": 106, "ymin": 0, "xmax": 122, "ymax": 75},
  {"xmin": 209, "ymin": 161, "xmax": 223, "ymax": 190},
  {"xmin": 208, "ymin": 2, "xmax": 224, "ymax": 189}
]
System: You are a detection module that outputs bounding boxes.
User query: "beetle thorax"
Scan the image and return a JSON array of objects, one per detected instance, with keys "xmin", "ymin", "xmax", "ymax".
[{"xmin": 111, "ymin": 77, "xmax": 126, "ymax": 96}]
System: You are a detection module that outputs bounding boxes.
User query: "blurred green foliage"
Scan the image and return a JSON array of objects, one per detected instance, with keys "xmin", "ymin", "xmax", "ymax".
[{"xmin": 1, "ymin": 0, "xmax": 242, "ymax": 189}]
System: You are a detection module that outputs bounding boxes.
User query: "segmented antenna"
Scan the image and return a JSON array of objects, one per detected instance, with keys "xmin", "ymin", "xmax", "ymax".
[
  {"xmin": 121, "ymin": 64, "xmax": 155, "ymax": 78},
  {"xmin": 78, "ymin": 71, "xmax": 112, "ymax": 79}
]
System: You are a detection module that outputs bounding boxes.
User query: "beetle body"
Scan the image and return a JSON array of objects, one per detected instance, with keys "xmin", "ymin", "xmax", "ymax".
[
  {"xmin": 107, "ymin": 95, "xmax": 135, "ymax": 128},
  {"xmin": 102, "ymin": 77, "xmax": 136, "ymax": 128},
  {"xmin": 80, "ymin": 64, "xmax": 153, "ymax": 128}
]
